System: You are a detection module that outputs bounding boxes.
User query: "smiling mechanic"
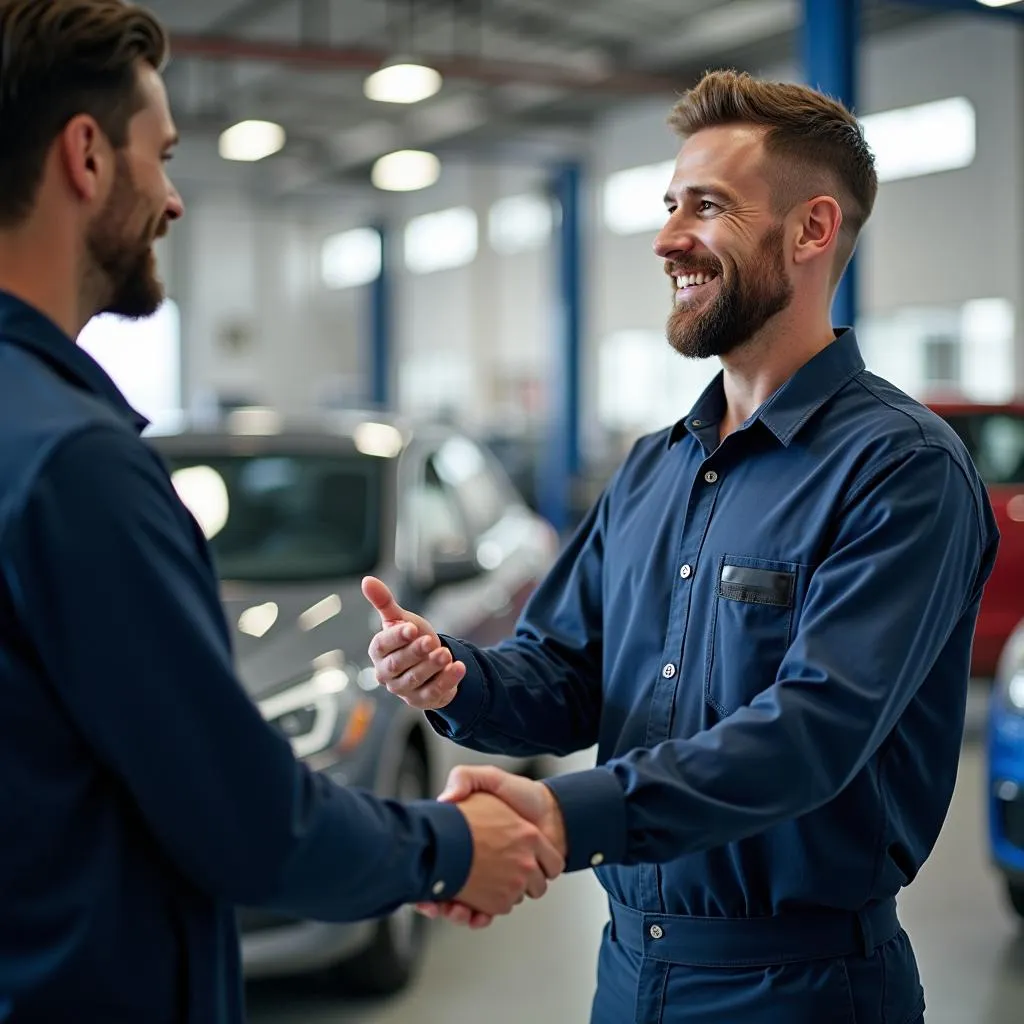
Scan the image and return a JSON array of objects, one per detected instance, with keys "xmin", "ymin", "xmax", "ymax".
[{"xmin": 364, "ymin": 71, "xmax": 1000, "ymax": 1023}]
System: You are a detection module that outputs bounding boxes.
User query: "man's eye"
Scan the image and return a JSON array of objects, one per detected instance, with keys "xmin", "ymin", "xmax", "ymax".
[{"xmin": 698, "ymin": 200, "xmax": 718, "ymax": 213}]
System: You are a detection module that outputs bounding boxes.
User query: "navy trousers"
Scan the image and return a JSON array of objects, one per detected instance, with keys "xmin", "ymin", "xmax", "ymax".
[{"xmin": 590, "ymin": 898, "xmax": 926, "ymax": 1024}]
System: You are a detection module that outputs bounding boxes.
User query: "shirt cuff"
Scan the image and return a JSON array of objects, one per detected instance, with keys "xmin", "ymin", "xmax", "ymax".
[
  {"xmin": 408, "ymin": 799, "xmax": 474, "ymax": 903},
  {"xmin": 424, "ymin": 636, "xmax": 489, "ymax": 741},
  {"xmin": 543, "ymin": 766, "xmax": 628, "ymax": 873}
]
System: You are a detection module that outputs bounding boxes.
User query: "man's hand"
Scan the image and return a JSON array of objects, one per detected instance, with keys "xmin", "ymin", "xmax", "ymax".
[
  {"xmin": 422, "ymin": 767, "xmax": 568, "ymax": 928},
  {"xmin": 362, "ymin": 576, "xmax": 465, "ymax": 710},
  {"xmin": 452, "ymin": 791, "xmax": 564, "ymax": 922}
]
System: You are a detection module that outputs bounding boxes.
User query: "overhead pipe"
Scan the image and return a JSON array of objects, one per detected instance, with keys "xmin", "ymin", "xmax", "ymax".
[{"xmin": 169, "ymin": 34, "xmax": 683, "ymax": 95}]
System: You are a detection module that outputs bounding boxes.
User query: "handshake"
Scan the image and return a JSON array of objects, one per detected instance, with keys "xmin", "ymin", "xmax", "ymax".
[{"xmin": 362, "ymin": 576, "xmax": 567, "ymax": 929}]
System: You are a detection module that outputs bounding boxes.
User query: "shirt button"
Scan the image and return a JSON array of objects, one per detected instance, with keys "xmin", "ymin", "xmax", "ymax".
[
  {"xmin": 432, "ymin": 881, "xmax": 446, "ymax": 896},
  {"xmin": 649, "ymin": 924, "xmax": 664, "ymax": 940},
  {"xmin": 590, "ymin": 852, "xmax": 605, "ymax": 867},
  {"xmin": 692, "ymin": 419, "xmax": 702, "ymax": 427},
  {"xmin": 704, "ymin": 470, "xmax": 719, "ymax": 484},
  {"xmin": 662, "ymin": 663, "xmax": 677, "ymax": 678},
  {"xmin": 680, "ymin": 564, "xmax": 692, "ymax": 579}
]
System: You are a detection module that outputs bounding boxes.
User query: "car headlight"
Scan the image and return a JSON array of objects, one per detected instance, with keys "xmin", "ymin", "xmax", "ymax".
[{"xmin": 258, "ymin": 667, "xmax": 377, "ymax": 760}]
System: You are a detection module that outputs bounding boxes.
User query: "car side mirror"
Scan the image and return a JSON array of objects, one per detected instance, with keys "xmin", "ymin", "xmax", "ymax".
[{"xmin": 431, "ymin": 549, "xmax": 482, "ymax": 588}]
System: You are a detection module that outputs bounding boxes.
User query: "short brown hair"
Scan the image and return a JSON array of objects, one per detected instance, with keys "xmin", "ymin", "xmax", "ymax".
[
  {"xmin": 0, "ymin": 0, "xmax": 168, "ymax": 228},
  {"xmin": 669, "ymin": 70, "xmax": 878, "ymax": 280}
]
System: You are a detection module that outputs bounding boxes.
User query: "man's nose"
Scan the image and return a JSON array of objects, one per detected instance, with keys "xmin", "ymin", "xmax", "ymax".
[
  {"xmin": 653, "ymin": 215, "xmax": 696, "ymax": 260},
  {"xmin": 166, "ymin": 188, "xmax": 185, "ymax": 222}
]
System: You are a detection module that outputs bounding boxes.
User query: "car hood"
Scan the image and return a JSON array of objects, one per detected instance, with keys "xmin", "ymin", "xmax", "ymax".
[{"xmin": 219, "ymin": 579, "xmax": 376, "ymax": 701}]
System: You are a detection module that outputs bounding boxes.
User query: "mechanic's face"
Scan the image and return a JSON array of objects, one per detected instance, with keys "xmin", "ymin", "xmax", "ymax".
[
  {"xmin": 87, "ymin": 63, "xmax": 183, "ymax": 318},
  {"xmin": 654, "ymin": 125, "xmax": 793, "ymax": 360}
]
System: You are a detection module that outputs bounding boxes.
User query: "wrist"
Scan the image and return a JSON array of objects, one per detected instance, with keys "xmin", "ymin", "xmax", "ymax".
[{"xmin": 541, "ymin": 783, "xmax": 568, "ymax": 859}]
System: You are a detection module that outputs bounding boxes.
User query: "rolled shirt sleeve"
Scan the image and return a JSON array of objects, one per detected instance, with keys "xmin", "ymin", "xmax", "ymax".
[{"xmin": 3, "ymin": 426, "xmax": 473, "ymax": 919}]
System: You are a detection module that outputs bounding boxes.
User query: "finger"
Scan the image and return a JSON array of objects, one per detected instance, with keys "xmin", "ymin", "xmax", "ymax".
[
  {"xmin": 361, "ymin": 576, "xmax": 408, "ymax": 626},
  {"xmin": 534, "ymin": 835, "xmax": 566, "ymax": 881},
  {"xmin": 415, "ymin": 902, "xmax": 440, "ymax": 918},
  {"xmin": 401, "ymin": 661, "xmax": 466, "ymax": 711},
  {"xmin": 439, "ymin": 763, "xmax": 506, "ymax": 803},
  {"xmin": 441, "ymin": 903, "xmax": 475, "ymax": 927},
  {"xmin": 385, "ymin": 648, "xmax": 452, "ymax": 698},
  {"xmin": 468, "ymin": 911, "xmax": 494, "ymax": 929},
  {"xmin": 524, "ymin": 866, "xmax": 549, "ymax": 901},
  {"xmin": 378, "ymin": 635, "xmax": 447, "ymax": 685},
  {"xmin": 368, "ymin": 623, "xmax": 420, "ymax": 662}
]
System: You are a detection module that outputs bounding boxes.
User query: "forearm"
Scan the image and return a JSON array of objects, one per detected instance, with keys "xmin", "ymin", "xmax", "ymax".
[{"xmin": 427, "ymin": 633, "xmax": 601, "ymax": 757}]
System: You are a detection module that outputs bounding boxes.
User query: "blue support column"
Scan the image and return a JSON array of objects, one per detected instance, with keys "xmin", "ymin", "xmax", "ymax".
[
  {"xmin": 539, "ymin": 162, "xmax": 584, "ymax": 535},
  {"xmin": 369, "ymin": 223, "xmax": 391, "ymax": 408},
  {"xmin": 803, "ymin": 0, "xmax": 859, "ymax": 329}
]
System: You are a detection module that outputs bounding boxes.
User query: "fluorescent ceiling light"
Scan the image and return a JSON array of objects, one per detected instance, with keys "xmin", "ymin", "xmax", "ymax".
[
  {"xmin": 219, "ymin": 120, "xmax": 286, "ymax": 162},
  {"xmin": 371, "ymin": 149, "xmax": 440, "ymax": 191},
  {"xmin": 364, "ymin": 60, "xmax": 443, "ymax": 104},
  {"xmin": 860, "ymin": 97, "xmax": 975, "ymax": 184},
  {"xmin": 976, "ymin": 1, "xmax": 1021, "ymax": 8}
]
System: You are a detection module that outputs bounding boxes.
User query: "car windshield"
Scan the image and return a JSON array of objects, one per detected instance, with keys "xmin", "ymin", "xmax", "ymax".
[
  {"xmin": 938, "ymin": 411, "xmax": 1024, "ymax": 486},
  {"xmin": 163, "ymin": 451, "xmax": 383, "ymax": 582}
]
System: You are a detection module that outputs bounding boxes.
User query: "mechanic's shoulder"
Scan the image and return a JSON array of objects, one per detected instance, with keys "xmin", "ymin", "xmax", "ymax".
[
  {"xmin": 852, "ymin": 370, "xmax": 974, "ymax": 464},
  {"xmin": 846, "ymin": 371, "xmax": 984, "ymax": 506},
  {"xmin": 0, "ymin": 350, "xmax": 139, "ymax": 520}
]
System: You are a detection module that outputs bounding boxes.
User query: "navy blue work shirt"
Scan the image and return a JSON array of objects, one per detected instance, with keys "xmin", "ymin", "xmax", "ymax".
[
  {"xmin": 0, "ymin": 292, "xmax": 473, "ymax": 1023},
  {"xmin": 432, "ymin": 328, "xmax": 998, "ymax": 920}
]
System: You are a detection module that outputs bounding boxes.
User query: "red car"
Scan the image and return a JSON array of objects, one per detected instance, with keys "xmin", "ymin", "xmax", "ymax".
[{"xmin": 928, "ymin": 401, "xmax": 1024, "ymax": 678}]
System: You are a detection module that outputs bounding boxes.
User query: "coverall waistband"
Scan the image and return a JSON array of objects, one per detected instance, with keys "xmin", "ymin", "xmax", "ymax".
[{"xmin": 607, "ymin": 897, "xmax": 899, "ymax": 968}]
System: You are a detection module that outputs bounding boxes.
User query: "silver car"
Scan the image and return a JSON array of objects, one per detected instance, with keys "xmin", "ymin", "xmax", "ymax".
[{"xmin": 147, "ymin": 409, "xmax": 559, "ymax": 994}]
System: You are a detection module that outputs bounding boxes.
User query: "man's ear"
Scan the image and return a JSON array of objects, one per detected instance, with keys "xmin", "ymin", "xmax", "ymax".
[
  {"xmin": 58, "ymin": 115, "xmax": 108, "ymax": 203},
  {"xmin": 792, "ymin": 195, "xmax": 843, "ymax": 269}
]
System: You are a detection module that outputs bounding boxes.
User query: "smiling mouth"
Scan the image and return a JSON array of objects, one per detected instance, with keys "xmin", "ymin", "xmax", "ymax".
[{"xmin": 673, "ymin": 270, "xmax": 720, "ymax": 302}]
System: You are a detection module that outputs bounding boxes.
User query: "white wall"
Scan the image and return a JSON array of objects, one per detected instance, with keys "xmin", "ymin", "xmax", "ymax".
[
  {"xmin": 857, "ymin": 17, "xmax": 1023, "ymax": 314},
  {"xmin": 159, "ymin": 14, "xmax": 1024, "ymax": 435}
]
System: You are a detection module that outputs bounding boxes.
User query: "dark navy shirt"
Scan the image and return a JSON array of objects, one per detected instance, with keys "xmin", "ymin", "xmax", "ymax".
[
  {"xmin": 433, "ymin": 329, "xmax": 998, "ymax": 921},
  {"xmin": 0, "ymin": 292, "xmax": 472, "ymax": 1022}
]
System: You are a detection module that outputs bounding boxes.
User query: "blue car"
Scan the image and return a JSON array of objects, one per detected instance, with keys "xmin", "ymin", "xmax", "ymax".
[{"xmin": 987, "ymin": 619, "xmax": 1024, "ymax": 921}]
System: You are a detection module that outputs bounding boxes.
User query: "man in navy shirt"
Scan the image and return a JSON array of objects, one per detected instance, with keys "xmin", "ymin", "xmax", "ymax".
[
  {"xmin": 364, "ymin": 71, "xmax": 1000, "ymax": 1022},
  {"xmin": 0, "ymin": 3, "xmax": 563, "ymax": 1021}
]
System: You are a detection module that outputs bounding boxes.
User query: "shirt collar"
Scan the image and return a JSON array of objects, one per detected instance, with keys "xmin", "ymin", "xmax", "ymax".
[
  {"xmin": 667, "ymin": 328, "xmax": 865, "ymax": 449},
  {"xmin": 0, "ymin": 290, "xmax": 150, "ymax": 434}
]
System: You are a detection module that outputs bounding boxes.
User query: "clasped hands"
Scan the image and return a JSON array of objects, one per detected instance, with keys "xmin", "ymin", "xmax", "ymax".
[{"xmin": 362, "ymin": 576, "xmax": 567, "ymax": 929}]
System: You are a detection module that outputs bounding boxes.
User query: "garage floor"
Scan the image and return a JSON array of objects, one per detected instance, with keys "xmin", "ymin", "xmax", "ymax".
[{"xmin": 248, "ymin": 708, "xmax": 1024, "ymax": 1023}]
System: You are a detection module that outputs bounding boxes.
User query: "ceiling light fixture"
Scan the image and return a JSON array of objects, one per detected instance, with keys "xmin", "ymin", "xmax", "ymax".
[
  {"xmin": 371, "ymin": 149, "xmax": 441, "ymax": 191},
  {"xmin": 218, "ymin": 120, "xmax": 286, "ymax": 162},
  {"xmin": 364, "ymin": 58, "xmax": 443, "ymax": 104},
  {"xmin": 976, "ymin": 0, "xmax": 1022, "ymax": 6}
]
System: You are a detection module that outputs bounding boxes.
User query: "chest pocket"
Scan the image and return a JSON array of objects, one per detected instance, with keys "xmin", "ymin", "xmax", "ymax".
[{"xmin": 705, "ymin": 554, "xmax": 799, "ymax": 718}]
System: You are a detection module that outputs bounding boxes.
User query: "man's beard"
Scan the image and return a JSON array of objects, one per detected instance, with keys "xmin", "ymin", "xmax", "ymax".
[
  {"xmin": 86, "ymin": 156, "xmax": 165, "ymax": 319},
  {"xmin": 666, "ymin": 224, "xmax": 793, "ymax": 360}
]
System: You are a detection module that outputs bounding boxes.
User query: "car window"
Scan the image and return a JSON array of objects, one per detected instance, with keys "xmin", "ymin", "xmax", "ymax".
[
  {"xmin": 409, "ymin": 457, "xmax": 472, "ymax": 560},
  {"xmin": 431, "ymin": 435, "xmax": 514, "ymax": 535},
  {"xmin": 940, "ymin": 412, "xmax": 1024, "ymax": 486},
  {"xmin": 164, "ymin": 452, "xmax": 383, "ymax": 582}
]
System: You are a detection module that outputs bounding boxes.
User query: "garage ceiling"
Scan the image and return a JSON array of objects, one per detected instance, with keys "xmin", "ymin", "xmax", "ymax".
[{"xmin": 142, "ymin": 0, "xmax": 943, "ymax": 198}]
